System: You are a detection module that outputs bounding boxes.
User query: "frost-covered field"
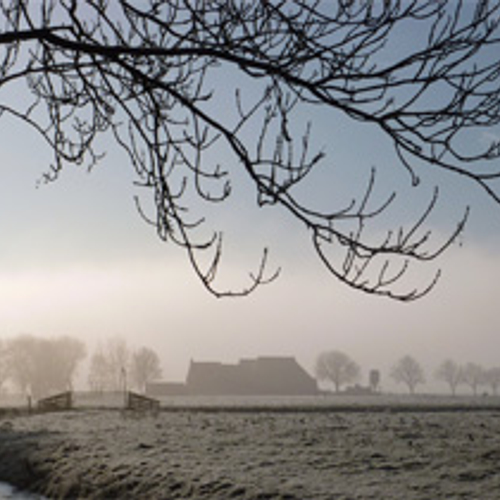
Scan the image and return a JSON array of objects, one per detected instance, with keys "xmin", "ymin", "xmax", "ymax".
[{"xmin": 1, "ymin": 396, "xmax": 500, "ymax": 499}]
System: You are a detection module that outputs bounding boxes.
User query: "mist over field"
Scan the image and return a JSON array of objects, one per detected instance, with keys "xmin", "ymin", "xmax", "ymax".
[{"xmin": 1, "ymin": 112, "xmax": 500, "ymax": 394}]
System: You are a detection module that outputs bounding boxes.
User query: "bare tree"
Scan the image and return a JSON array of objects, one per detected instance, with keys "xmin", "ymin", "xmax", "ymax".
[
  {"xmin": 484, "ymin": 367, "xmax": 500, "ymax": 396},
  {"xmin": 106, "ymin": 338, "xmax": 131, "ymax": 391},
  {"xmin": 0, "ymin": 339, "xmax": 9, "ymax": 394},
  {"xmin": 435, "ymin": 359, "xmax": 463, "ymax": 396},
  {"xmin": 315, "ymin": 350, "xmax": 360, "ymax": 393},
  {"xmin": 369, "ymin": 369, "xmax": 381, "ymax": 393},
  {"xmin": 50, "ymin": 336, "xmax": 87, "ymax": 391},
  {"xmin": 462, "ymin": 362, "xmax": 485, "ymax": 396},
  {"xmin": 390, "ymin": 355, "xmax": 425, "ymax": 395},
  {"xmin": 88, "ymin": 338, "xmax": 130, "ymax": 392},
  {"xmin": 130, "ymin": 347, "xmax": 162, "ymax": 393},
  {"xmin": 4, "ymin": 335, "xmax": 33, "ymax": 396},
  {"xmin": 0, "ymin": 2, "xmax": 499, "ymax": 300},
  {"xmin": 88, "ymin": 346, "xmax": 112, "ymax": 393},
  {"xmin": 5, "ymin": 334, "xmax": 86, "ymax": 399}
]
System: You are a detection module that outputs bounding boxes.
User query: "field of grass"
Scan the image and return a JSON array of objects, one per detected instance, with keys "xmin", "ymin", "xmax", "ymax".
[{"xmin": 1, "ymin": 394, "xmax": 500, "ymax": 498}]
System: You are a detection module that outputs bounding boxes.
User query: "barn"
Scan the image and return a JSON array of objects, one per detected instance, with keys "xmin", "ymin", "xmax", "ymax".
[{"xmin": 146, "ymin": 356, "xmax": 318, "ymax": 396}]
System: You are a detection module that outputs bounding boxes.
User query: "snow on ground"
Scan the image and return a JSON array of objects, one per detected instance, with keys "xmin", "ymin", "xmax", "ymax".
[
  {"xmin": 0, "ymin": 396, "xmax": 500, "ymax": 499},
  {"xmin": 0, "ymin": 482, "xmax": 46, "ymax": 500}
]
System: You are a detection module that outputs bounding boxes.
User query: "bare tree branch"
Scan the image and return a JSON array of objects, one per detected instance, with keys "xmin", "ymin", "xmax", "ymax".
[{"xmin": 1, "ymin": 0, "xmax": 499, "ymax": 299}]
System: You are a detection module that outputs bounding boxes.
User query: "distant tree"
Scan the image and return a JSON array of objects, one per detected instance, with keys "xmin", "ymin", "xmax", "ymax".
[
  {"xmin": 461, "ymin": 363, "xmax": 485, "ymax": 396},
  {"xmin": 130, "ymin": 347, "xmax": 163, "ymax": 393},
  {"xmin": 88, "ymin": 338, "xmax": 130, "ymax": 392},
  {"xmin": 435, "ymin": 359, "xmax": 463, "ymax": 396},
  {"xmin": 315, "ymin": 350, "xmax": 360, "ymax": 393},
  {"xmin": 390, "ymin": 355, "xmax": 425, "ymax": 395},
  {"xmin": 106, "ymin": 338, "xmax": 131, "ymax": 391},
  {"xmin": 484, "ymin": 368, "xmax": 500, "ymax": 396},
  {"xmin": 5, "ymin": 334, "xmax": 86, "ymax": 399},
  {"xmin": 88, "ymin": 347, "xmax": 112, "ymax": 393},
  {"xmin": 50, "ymin": 336, "xmax": 86, "ymax": 391},
  {"xmin": 5, "ymin": 335, "xmax": 33, "ymax": 396},
  {"xmin": 369, "ymin": 369, "xmax": 381, "ymax": 393},
  {"xmin": 0, "ymin": 340, "xmax": 8, "ymax": 394}
]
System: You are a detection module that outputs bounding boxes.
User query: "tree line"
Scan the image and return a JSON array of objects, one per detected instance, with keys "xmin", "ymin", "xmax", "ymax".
[
  {"xmin": 0, "ymin": 335, "xmax": 162, "ymax": 400},
  {"xmin": 1, "ymin": 337, "xmax": 498, "ymax": 399},
  {"xmin": 315, "ymin": 350, "xmax": 500, "ymax": 396},
  {"xmin": 87, "ymin": 338, "xmax": 162, "ymax": 394}
]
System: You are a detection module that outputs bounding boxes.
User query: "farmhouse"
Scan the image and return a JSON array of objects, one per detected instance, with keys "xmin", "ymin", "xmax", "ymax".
[{"xmin": 146, "ymin": 356, "xmax": 318, "ymax": 396}]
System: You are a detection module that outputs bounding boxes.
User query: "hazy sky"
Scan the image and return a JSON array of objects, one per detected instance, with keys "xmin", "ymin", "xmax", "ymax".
[{"xmin": 1, "ymin": 7, "xmax": 500, "ymax": 394}]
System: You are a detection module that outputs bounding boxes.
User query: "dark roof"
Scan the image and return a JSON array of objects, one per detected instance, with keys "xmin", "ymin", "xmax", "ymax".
[{"xmin": 186, "ymin": 356, "xmax": 318, "ymax": 396}]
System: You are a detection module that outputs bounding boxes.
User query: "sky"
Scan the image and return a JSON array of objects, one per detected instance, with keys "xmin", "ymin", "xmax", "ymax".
[{"xmin": 1, "ymin": 4, "xmax": 500, "ymax": 394}]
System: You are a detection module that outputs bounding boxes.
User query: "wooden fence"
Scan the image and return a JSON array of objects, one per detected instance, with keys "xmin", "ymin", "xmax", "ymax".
[
  {"xmin": 124, "ymin": 391, "xmax": 160, "ymax": 415},
  {"xmin": 37, "ymin": 391, "xmax": 73, "ymax": 412}
]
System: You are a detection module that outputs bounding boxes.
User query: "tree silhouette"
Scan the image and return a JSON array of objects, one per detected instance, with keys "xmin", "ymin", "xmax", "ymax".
[
  {"xmin": 130, "ymin": 346, "xmax": 162, "ymax": 393},
  {"xmin": 88, "ymin": 338, "xmax": 130, "ymax": 392},
  {"xmin": 390, "ymin": 355, "xmax": 425, "ymax": 395},
  {"xmin": 0, "ymin": 340, "xmax": 8, "ymax": 394},
  {"xmin": 88, "ymin": 346, "xmax": 112, "ymax": 393},
  {"xmin": 51, "ymin": 336, "xmax": 87, "ymax": 391},
  {"xmin": 315, "ymin": 350, "xmax": 360, "ymax": 393},
  {"xmin": 105, "ymin": 338, "xmax": 131, "ymax": 391},
  {"xmin": 484, "ymin": 367, "xmax": 500, "ymax": 396},
  {"xmin": 461, "ymin": 362, "xmax": 485, "ymax": 396},
  {"xmin": 4, "ymin": 336, "xmax": 33, "ymax": 397},
  {"xmin": 88, "ymin": 337, "xmax": 131, "ymax": 392},
  {"xmin": 435, "ymin": 359, "xmax": 463, "ymax": 396},
  {"xmin": 1, "ymin": 2, "xmax": 500, "ymax": 299},
  {"xmin": 5, "ymin": 334, "xmax": 86, "ymax": 399},
  {"xmin": 369, "ymin": 369, "xmax": 381, "ymax": 393}
]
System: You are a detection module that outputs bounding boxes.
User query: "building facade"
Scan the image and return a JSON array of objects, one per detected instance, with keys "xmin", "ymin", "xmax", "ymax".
[{"xmin": 147, "ymin": 356, "xmax": 318, "ymax": 396}]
